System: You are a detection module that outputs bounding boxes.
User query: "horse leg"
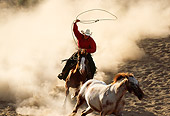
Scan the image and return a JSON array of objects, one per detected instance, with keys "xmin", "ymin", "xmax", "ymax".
[
  {"xmin": 70, "ymin": 94, "xmax": 85, "ymax": 116},
  {"xmin": 100, "ymin": 111, "xmax": 106, "ymax": 116},
  {"xmin": 81, "ymin": 107, "xmax": 93, "ymax": 116},
  {"xmin": 75, "ymin": 88, "xmax": 80, "ymax": 97},
  {"xmin": 71, "ymin": 87, "xmax": 80, "ymax": 99},
  {"xmin": 63, "ymin": 86, "xmax": 69, "ymax": 107}
]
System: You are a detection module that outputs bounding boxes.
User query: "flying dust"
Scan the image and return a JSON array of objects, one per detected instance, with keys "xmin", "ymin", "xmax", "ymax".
[{"xmin": 0, "ymin": 0, "xmax": 170, "ymax": 116}]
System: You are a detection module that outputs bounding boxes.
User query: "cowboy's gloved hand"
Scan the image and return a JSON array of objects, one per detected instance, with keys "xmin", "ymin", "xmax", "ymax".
[
  {"xmin": 75, "ymin": 19, "xmax": 80, "ymax": 23},
  {"xmin": 81, "ymin": 49, "xmax": 87, "ymax": 54}
]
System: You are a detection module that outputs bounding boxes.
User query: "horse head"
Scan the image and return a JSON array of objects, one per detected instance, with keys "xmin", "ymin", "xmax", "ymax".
[
  {"xmin": 77, "ymin": 49, "xmax": 89, "ymax": 76},
  {"xmin": 113, "ymin": 73, "xmax": 144, "ymax": 100},
  {"xmin": 125, "ymin": 73, "xmax": 144, "ymax": 100}
]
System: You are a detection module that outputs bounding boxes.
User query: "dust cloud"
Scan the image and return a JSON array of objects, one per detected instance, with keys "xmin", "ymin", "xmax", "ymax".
[{"xmin": 0, "ymin": 0, "xmax": 170, "ymax": 115}]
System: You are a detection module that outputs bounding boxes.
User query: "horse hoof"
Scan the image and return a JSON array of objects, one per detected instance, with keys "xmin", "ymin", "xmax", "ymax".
[
  {"xmin": 71, "ymin": 94, "xmax": 76, "ymax": 99},
  {"xmin": 69, "ymin": 112, "xmax": 76, "ymax": 116},
  {"xmin": 81, "ymin": 113, "xmax": 86, "ymax": 116},
  {"xmin": 71, "ymin": 94, "xmax": 74, "ymax": 99}
]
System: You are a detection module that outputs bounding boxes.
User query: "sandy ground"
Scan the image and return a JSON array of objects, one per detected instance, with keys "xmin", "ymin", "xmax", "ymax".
[
  {"xmin": 118, "ymin": 37, "xmax": 170, "ymax": 116},
  {"xmin": 0, "ymin": 38, "xmax": 169, "ymax": 116}
]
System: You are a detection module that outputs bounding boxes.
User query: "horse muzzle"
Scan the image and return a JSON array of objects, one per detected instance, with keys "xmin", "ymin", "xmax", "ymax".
[
  {"xmin": 131, "ymin": 84, "xmax": 144, "ymax": 100},
  {"xmin": 134, "ymin": 86, "xmax": 144, "ymax": 100}
]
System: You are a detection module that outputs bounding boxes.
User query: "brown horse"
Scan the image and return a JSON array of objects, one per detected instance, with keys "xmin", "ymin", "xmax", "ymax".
[{"xmin": 64, "ymin": 50, "xmax": 93, "ymax": 106}]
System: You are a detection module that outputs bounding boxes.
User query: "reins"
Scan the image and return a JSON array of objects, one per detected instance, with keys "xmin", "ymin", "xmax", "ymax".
[{"xmin": 61, "ymin": 54, "xmax": 78, "ymax": 63}]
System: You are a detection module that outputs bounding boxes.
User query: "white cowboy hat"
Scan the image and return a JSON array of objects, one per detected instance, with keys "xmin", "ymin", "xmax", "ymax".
[{"xmin": 85, "ymin": 29, "xmax": 92, "ymax": 36}]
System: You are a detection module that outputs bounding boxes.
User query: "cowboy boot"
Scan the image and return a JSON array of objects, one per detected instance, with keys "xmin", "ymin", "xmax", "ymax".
[{"xmin": 57, "ymin": 73, "xmax": 63, "ymax": 80}]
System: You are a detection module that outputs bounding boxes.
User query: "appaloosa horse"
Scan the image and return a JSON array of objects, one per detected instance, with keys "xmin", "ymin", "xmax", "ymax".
[
  {"xmin": 64, "ymin": 50, "xmax": 93, "ymax": 106},
  {"xmin": 70, "ymin": 73, "xmax": 144, "ymax": 116}
]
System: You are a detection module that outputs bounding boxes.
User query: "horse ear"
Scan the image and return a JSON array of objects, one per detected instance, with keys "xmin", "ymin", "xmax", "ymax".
[
  {"xmin": 124, "ymin": 75, "xmax": 129, "ymax": 80},
  {"xmin": 78, "ymin": 50, "xmax": 81, "ymax": 57},
  {"xmin": 78, "ymin": 50, "xmax": 80, "ymax": 54}
]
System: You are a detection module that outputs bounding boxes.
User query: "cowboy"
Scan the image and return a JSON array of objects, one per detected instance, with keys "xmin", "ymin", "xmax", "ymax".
[{"xmin": 58, "ymin": 19, "xmax": 96, "ymax": 81}]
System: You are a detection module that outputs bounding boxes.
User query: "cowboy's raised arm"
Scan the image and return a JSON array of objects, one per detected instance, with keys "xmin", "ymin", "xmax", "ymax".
[{"xmin": 73, "ymin": 19, "xmax": 82, "ymax": 41}]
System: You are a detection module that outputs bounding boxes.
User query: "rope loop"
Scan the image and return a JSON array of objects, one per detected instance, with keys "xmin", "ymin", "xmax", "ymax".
[
  {"xmin": 72, "ymin": 9, "xmax": 117, "ymax": 47},
  {"xmin": 76, "ymin": 9, "xmax": 117, "ymax": 24}
]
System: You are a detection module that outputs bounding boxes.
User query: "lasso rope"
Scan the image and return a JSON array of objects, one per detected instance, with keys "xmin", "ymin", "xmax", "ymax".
[
  {"xmin": 76, "ymin": 9, "xmax": 117, "ymax": 24},
  {"xmin": 72, "ymin": 9, "xmax": 118, "ymax": 47}
]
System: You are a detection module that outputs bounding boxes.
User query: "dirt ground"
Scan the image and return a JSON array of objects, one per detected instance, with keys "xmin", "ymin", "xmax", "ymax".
[
  {"xmin": 0, "ymin": 37, "xmax": 170, "ymax": 116},
  {"xmin": 118, "ymin": 37, "xmax": 170, "ymax": 116}
]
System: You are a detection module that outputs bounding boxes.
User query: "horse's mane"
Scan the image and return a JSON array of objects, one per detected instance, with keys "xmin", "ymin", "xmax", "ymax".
[{"xmin": 111, "ymin": 72, "xmax": 134, "ymax": 84}]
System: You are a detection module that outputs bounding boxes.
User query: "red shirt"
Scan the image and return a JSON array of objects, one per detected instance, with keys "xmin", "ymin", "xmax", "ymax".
[{"xmin": 73, "ymin": 22, "xmax": 96, "ymax": 53}]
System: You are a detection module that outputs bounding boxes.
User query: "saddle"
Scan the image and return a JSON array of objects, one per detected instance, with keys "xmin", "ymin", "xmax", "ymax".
[{"xmin": 58, "ymin": 50, "xmax": 96, "ymax": 81}]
